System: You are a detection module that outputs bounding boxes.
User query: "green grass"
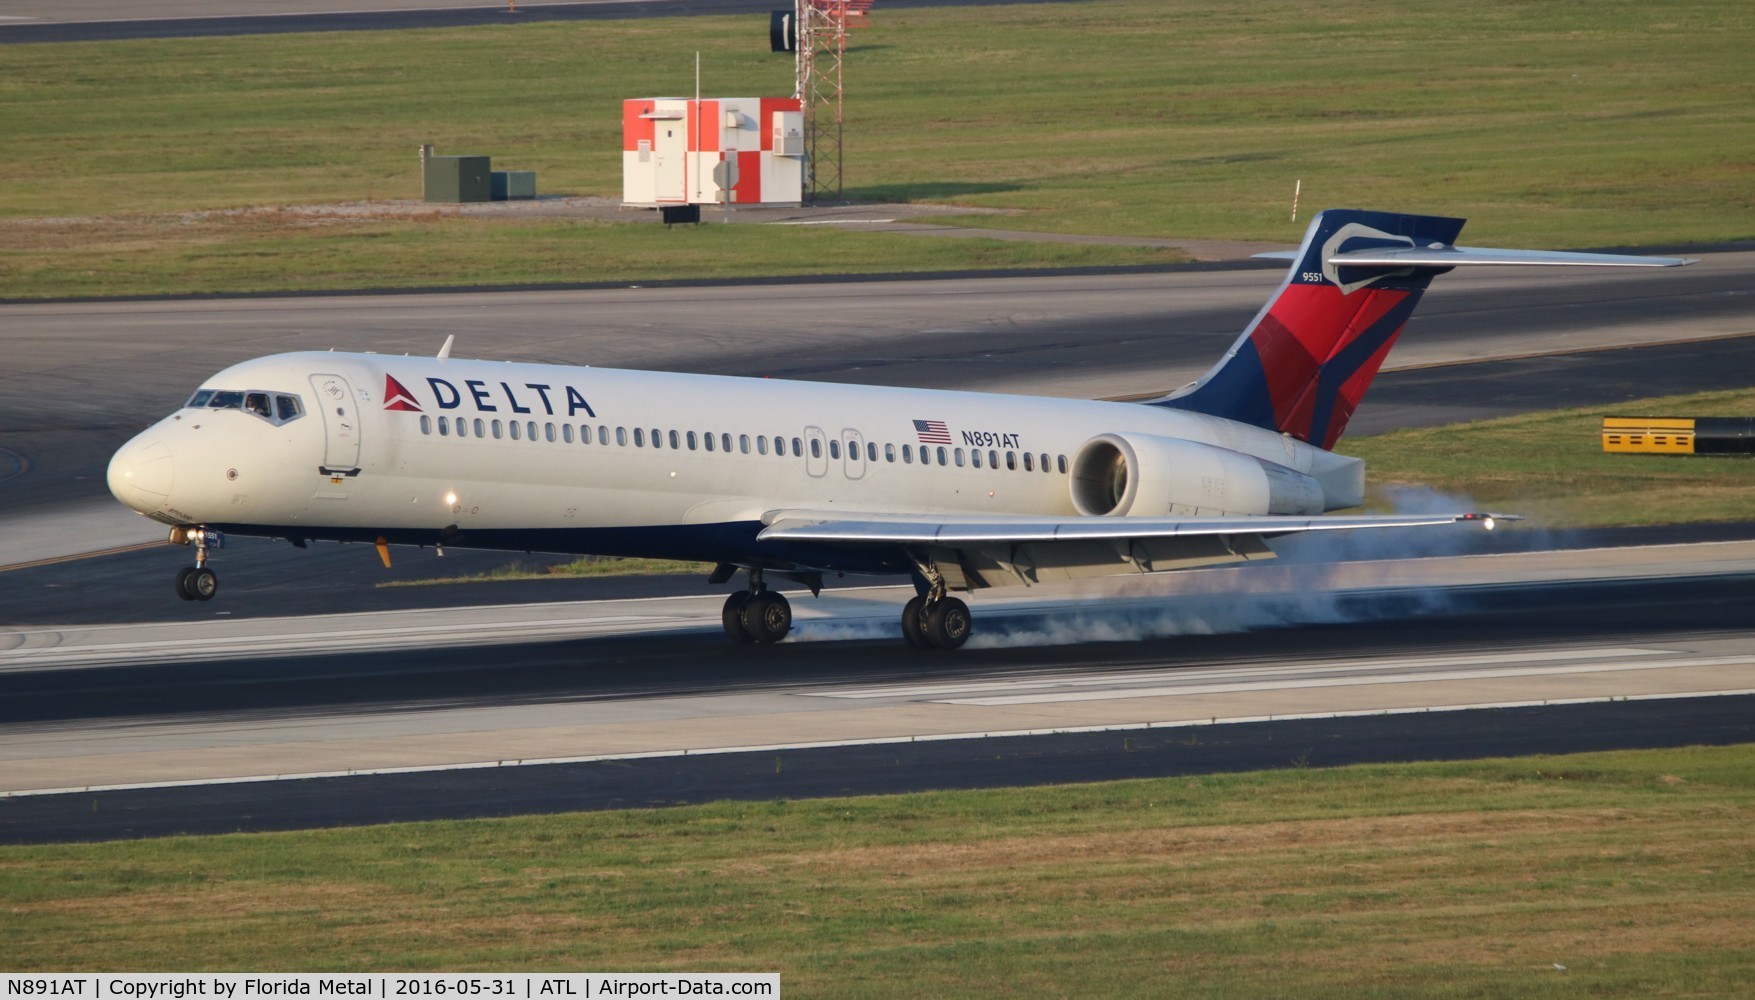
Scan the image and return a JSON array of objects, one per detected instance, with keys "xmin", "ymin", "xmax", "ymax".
[
  {"xmin": 1341, "ymin": 386, "xmax": 1755, "ymax": 526},
  {"xmin": 4, "ymin": 744, "xmax": 1754, "ymax": 995},
  {"xmin": 2, "ymin": 0, "xmax": 1752, "ymax": 297}
]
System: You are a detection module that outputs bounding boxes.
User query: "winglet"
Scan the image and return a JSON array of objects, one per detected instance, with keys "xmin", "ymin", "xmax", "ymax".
[{"xmin": 437, "ymin": 335, "xmax": 455, "ymax": 360}]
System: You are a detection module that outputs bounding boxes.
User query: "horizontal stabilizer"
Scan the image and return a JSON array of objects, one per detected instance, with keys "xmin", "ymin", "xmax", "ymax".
[
  {"xmin": 1326, "ymin": 245, "xmax": 1694, "ymax": 268},
  {"xmin": 1253, "ymin": 246, "xmax": 1694, "ymax": 268}
]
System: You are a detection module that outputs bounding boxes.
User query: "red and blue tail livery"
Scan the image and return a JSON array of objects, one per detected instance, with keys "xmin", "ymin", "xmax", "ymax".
[{"xmin": 1152, "ymin": 209, "xmax": 1681, "ymax": 449}]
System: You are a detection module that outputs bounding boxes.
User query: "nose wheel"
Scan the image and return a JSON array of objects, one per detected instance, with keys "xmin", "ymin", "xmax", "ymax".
[
  {"xmin": 171, "ymin": 524, "xmax": 220, "ymax": 602},
  {"xmin": 175, "ymin": 565, "xmax": 219, "ymax": 602}
]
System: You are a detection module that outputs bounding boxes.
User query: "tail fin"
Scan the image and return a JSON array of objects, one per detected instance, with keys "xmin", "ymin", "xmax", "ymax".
[{"xmin": 1149, "ymin": 208, "xmax": 1690, "ymax": 449}]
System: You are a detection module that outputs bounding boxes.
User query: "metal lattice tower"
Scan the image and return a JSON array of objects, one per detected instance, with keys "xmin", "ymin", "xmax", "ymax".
[{"xmin": 795, "ymin": 0, "xmax": 849, "ymax": 202}]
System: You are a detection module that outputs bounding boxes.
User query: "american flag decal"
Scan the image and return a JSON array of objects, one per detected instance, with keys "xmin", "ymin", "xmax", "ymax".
[{"xmin": 913, "ymin": 419, "xmax": 952, "ymax": 444}]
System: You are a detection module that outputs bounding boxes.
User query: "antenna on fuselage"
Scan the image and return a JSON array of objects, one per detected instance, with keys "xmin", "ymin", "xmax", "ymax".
[{"xmin": 437, "ymin": 335, "xmax": 455, "ymax": 360}]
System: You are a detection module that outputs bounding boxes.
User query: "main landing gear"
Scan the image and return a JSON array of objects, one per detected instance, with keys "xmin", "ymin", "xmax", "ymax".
[
  {"xmin": 901, "ymin": 561, "xmax": 972, "ymax": 650},
  {"xmin": 171, "ymin": 525, "xmax": 219, "ymax": 602},
  {"xmin": 721, "ymin": 567, "xmax": 792, "ymax": 644}
]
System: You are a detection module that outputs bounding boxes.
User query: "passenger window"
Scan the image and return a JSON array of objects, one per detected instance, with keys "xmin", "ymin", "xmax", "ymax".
[
  {"xmin": 651, "ymin": 428, "xmax": 662, "ymax": 449},
  {"xmin": 562, "ymin": 424, "xmax": 573, "ymax": 443},
  {"xmin": 1057, "ymin": 455, "xmax": 1068, "ymax": 474},
  {"xmin": 546, "ymin": 423, "xmax": 557, "ymax": 443},
  {"xmin": 885, "ymin": 443, "xmax": 896, "ymax": 463},
  {"xmin": 989, "ymin": 449, "xmax": 999, "ymax": 469},
  {"xmin": 757, "ymin": 436, "xmax": 768, "ymax": 455},
  {"xmin": 740, "ymin": 434, "xmax": 750, "ymax": 455},
  {"xmin": 903, "ymin": 444, "xmax": 913, "ymax": 464},
  {"xmin": 616, "ymin": 426, "xmax": 627, "ymax": 446},
  {"xmin": 1042, "ymin": 453, "xmax": 1052, "ymax": 473},
  {"xmin": 687, "ymin": 432, "xmax": 698, "ymax": 450},
  {"xmin": 705, "ymin": 433, "xmax": 716, "ymax": 452},
  {"xmin": 971, "ymin": 449, "xmax": 982, "ymax": 468},
  {"xmin": 456, "ymin": 419, "xmax": 469, "ymax": 439},
  {"xmin": 1024, "ymin": 452, "xmax": 1034, "ymax": 472},
  {"xmin": 420, "ymin": 415, "xmax": 432, "ymax": 435},
  {"xmin": 527, "ymin": 420, "xmax": 538, "ymax": 441},
  {"xmin": 954, "ymin": 448, "xmax": 965, "ymax": 467},
  {"xmin": 438, "ymin": 416, "xmax": 450, "ymax": 436},
  {"xmin": 867, "ymin": 442, "xmax": 877, "ymax": 462},
  {"xmin": 810, "ymin": 438, "xmax": 822, "ymax": 459},
  {"xmin": 275, "ymin": 395, "xmax": 302, "ymax": 421},
  {"xmin": 474, "ymin": 418, "xmax": 485, "ymax": 437},
  {"xmin": 829, "ymin": 440, "xmax": 839, "ymax": 460},
  {"xmin": 492, "ymin": 419, "xmax": 503, "ymax": 439},
  {"xmin": 634, "ymin": 428, "xmax": 646, "ymax": 447},
  {"xmin": 937, "ymin": 446, "xmax": 948, "ymax": 465},
  {"xmin": 670, "ymin": 430, "xmax": 680, "ymax": 449},
  {"xmin": 510, "ymin": 421, "xmax": 521, "ymax": 440}
]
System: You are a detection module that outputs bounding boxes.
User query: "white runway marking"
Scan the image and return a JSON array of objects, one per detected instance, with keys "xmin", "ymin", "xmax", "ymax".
[
  {"xmin": 6, "ymin": 689, "xmax": 1752, "ymax": 800},
  {"xmin": 809, "ymin": 647, "xmax": 1675, "ymax": 700}
]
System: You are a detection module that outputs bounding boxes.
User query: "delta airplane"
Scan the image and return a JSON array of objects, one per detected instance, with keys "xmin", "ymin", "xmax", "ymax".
[{"xmin": 107, "ymin": 209, "xmax": 1690, "ymax": 648}]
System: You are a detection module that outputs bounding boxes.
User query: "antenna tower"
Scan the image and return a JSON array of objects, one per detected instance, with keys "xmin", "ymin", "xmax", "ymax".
[{"xmin": 795, "ymin": 0, "xmax": 861, "ymax": 201}]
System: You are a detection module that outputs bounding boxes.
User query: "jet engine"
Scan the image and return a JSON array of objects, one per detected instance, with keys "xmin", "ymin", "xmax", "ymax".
[{"xmin": 1069, "ymin": 432, "xmax": 1324, "ymax": 517}]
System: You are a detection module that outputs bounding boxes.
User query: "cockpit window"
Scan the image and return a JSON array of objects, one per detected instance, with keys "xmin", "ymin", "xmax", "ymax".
[{"xmin": 184, "ymin": 388, "xmax": 305, "ymax": 426}]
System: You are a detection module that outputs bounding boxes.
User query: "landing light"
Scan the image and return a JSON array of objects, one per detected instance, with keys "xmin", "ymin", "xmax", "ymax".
[
  {"xmin": 1484, "ymin": 517, "xmax": 1496, "ymax": 531},
  {"xmin": 444, "ymin": 492, "xmax": 458, "ymax": 506}
]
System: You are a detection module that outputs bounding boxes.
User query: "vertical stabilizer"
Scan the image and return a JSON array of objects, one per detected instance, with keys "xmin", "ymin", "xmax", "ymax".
[{"xmin": 1151, "ymin": 209, "xmax": 1464, "ymax": 449}]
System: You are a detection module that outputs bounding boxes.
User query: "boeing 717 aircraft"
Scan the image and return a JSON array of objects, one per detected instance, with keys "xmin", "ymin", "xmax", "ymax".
[{"xmin": 107, "ymin": 209, "xmax": 1690, "ymax": 648}]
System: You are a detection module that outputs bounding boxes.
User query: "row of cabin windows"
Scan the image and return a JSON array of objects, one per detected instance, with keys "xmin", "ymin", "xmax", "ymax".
[{"xmin": 416, "ymin": 415, "xmax": 1071, "ymax": 475}]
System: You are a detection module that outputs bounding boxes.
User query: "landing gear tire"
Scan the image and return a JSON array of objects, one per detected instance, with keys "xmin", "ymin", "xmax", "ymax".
[
  {"xmin": 722, "ymin": 591, "xmax": 755, "ymax": 644},
  {"xmin": 901, "ymin": 595, "xmax": 930, "ymax": 648},
  {"xmin": 175, "ymin": 566, "xmax": 198, "ymax": 602},
  {"xmin": 177, "ymin": 566, "xmax": 218, "ymax": 602},
  {"xmin": 924, "ymin": 596, "xmax": 971, "ymax": 650},
  {"xmin": 741, "ymin": 591, "xmax": 792, "ymax": 644}
]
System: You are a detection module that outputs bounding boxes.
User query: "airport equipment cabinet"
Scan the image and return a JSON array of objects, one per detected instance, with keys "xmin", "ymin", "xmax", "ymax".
[
  {"xmin": 622, "ymin": 97, "xmax": 805, "ymax": 208},
  {"xmin": 492, "ymin": 170, "xmax": 536, "ymax": 201},
  {"xmin": 424, "ymin": 155, "xmax": 492, "ymax": 203}
]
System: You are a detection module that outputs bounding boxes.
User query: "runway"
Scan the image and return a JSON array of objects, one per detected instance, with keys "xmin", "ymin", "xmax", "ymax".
[{"xmin": 5, "ymin": 543, "xmax": 1755, "ymax": 841}]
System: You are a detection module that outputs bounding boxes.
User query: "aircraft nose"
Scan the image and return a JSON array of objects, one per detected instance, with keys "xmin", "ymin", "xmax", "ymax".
[{"xmin": 107, "ymin": 437, "xmax": 175, "ymax": 512}]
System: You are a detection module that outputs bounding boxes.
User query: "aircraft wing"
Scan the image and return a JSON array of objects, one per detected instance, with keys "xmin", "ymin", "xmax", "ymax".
[{"xmin": 758, "ymin": 509, "xmax": 1505, "ymax": 589}]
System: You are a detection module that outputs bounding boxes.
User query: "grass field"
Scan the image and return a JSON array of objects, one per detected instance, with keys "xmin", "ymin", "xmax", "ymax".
[
  {"xmin": 1342, "ymin": 386, "xmax": 1755, "ymax": 525},
  {"xmin": 2, "ymin": 0, "xmax": 1751, "ymax": 297},
  {"xmin": 4, "ymin": 744, "xmax": 1753, "ymax": 994}
]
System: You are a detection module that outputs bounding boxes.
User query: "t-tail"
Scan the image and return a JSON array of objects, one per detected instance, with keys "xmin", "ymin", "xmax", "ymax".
[{"xmin": 1150, "ymin": 208, "xmax": 1692, "ymax": 449}]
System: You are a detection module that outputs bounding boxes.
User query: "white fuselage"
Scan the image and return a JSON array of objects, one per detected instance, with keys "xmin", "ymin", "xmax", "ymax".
[{"xmin": 107, "ymin": 351, "xmax": 1357, "ymax": 567}]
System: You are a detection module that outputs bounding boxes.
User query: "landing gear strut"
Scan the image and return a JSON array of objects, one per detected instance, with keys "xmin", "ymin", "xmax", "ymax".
[
  {"xmin": 900, "ymin": 561, "xmax": 971, "ymax": 650},
  {"xmin": 172, "ymin": 525, "xmax": 219, "ymax": 602},
  {"xmin": 720, "ymin": 567, "xmax": 792, "ymax": 644}
]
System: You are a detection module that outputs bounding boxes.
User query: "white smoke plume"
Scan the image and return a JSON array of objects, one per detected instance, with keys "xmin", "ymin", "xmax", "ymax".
[{"xmin": 787, "ymin": 486, "xmax": 1523, "ymax": 648}]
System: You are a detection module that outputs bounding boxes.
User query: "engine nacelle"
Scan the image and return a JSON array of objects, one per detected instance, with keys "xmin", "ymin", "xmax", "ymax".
[{"xmin": 1069, "ymin": 432, "xmax": 1324, "ymax": 517}]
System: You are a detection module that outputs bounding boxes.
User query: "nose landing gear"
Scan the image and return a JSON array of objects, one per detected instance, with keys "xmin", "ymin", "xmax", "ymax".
[{"xmin": 170, "ymin": 525, "xmax": 220, "ymax": 602}]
